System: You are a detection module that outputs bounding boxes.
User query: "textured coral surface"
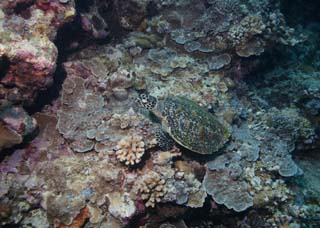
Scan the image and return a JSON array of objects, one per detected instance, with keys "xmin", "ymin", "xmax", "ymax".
[
  {"xmin": 0, "ymin": 0, "xmax": 319, "ymax": 227},
  {"xmin": 0, "ymin": 0, "xmax": 76, "ymax": 150}
]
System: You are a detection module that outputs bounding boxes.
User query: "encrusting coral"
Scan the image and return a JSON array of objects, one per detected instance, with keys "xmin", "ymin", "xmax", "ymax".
[
  {"xmin": 0, "ymin": 106, "xmax": 38, "ymax": 150},
  {"xmin": 115, "ymin": 132, "xmax": 145, "ymax": 166},
  {"xmin": 0, "ymin": 0, "xmax": 319, "ymax": 227},
  {"xmin": 0, "ymin": 0, "xmax": 75, "ymax": 151}
]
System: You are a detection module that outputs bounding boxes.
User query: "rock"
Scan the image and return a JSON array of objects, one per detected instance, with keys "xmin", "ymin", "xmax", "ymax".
[{"xmin": 0, "ymin": 107, "xmax": 37, "ymax": 150}]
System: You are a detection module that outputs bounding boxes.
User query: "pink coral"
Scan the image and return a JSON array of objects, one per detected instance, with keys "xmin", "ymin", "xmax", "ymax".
[{"xmin": 0, "ymin": 0, "xmax": 75, "ymax": 106}]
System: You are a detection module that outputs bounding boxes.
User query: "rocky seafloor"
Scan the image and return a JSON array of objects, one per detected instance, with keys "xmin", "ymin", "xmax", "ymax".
[{"xmin": 0, "ymin": 0, "xmax": 319, "ymax": 227}]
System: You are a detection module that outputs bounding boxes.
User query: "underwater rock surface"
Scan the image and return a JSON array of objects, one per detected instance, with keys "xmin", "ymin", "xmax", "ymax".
[
  {"xmin": 0, "ymin": 0, "xmax": 76, "ymax": 148},
  {"xmin": 0, "ymin": 0, "xmax": 319, "ymax": 227}
]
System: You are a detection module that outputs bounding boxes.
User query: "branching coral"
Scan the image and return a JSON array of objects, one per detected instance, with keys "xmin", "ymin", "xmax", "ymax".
[
  {"xmin": 136, "ymin": 171, "xmax": 167, "ymax": 207},
  {"xmin": 116, "ymin": 133, "xmax": 145, "ymax": 166},
  {"xmin": 228, "ymin": 15, "xmax": 266, "ymax": 45}
]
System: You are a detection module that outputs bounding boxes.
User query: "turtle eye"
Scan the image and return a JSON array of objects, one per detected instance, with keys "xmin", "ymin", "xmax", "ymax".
[
  {"xmin": 137, "ymin": 93, "xmax": 156, "ymax": 109},
  {"xmin": 135, "ymin": 97, "xmax": 144, "ymax": 106},
  {"xmin": 140, "ymin": 93, "xmax": 147, "ymax": 100}
]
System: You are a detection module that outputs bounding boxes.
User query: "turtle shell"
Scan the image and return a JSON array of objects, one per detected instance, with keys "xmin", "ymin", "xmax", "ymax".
[{"xmin": 160, "ymin": 96, "xmax": 230, "ymax": 154}]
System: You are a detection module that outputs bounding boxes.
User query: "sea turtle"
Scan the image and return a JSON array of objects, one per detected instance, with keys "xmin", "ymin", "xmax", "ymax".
[{"xmin": 137, "ymin": 93, "xmax": 230, "ymax": 154}]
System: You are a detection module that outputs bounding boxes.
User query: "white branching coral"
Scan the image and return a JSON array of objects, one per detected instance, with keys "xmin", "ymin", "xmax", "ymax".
[
  {"xmin": 116, "ymin": 134, "xmax": 145, "ymax": 166},
  {"xmin": 136, "ymin": 171, "xmax": 167, "ymax": 207}
]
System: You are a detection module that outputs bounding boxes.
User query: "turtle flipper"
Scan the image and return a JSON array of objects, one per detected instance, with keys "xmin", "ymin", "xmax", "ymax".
[{"xmin": 155, "ymin": 128, "xmax": 174, "ymax": 151}]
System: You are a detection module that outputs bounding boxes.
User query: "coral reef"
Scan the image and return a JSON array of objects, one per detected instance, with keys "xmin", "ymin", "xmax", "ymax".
[
  {"xmin": 132, "ymin": 158, "xmax": 206, "ymax": 210},
  {"xmin": 135, "ymin": 171, "xmax": 167, "ymax": 207},
  {"xmin": 78, "ymin": 0, "xmax": 149, "ymax": 39},
  {"xmin": 0, "ymin": 0, "xmax": 75, "ymax": 149},
  {"xmin": 0, "ymin": 0, "xmax": 75, "ymax": 106},
  {"xmin": 0, "ymin": 0, "xmax": 319, "ymax": 227},
  {"xmin": 115, "ymin": 132, "xmax": 145, "ymax": 166},
  {"xmin": 0, "ymin": 106, "xmax": 37, "ymax": 150},
  {"xmin": 248, "ymin": 23, "xmax": 320, "ymax": 129},
  {"xmin": 149, "ymin": 0, "xmax": 303, "ymax": 58},
  {"xmin": 137, "ymin": 94, "xmax": 231, "ymax": 154},
  {"xmin": 204, "ymin": 168, "xmax": 254, "ymax": 212},
  {"xmin": 207, "ymin": 54, "xmax": 232, "ymax": 71}
]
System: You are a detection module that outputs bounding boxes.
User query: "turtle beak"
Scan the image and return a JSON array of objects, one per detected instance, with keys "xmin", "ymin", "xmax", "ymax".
[
  {"xmin": 141, "ymin": 98, "xmax": 148, "ymax": 104},
  {"xmin": 135, "ymin": 96, "xmax": 147, "ymax": 107}
]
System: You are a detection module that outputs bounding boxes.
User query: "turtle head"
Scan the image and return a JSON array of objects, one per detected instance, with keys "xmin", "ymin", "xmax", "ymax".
[{"xmin": 136, "ymin": 93, "xmax": 158, "ymax": 110}]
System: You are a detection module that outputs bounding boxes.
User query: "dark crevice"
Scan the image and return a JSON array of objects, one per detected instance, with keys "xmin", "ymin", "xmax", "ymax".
[
  {"xmin": 77, "ymin": 0, "xmax": 95, "ymax": 12},
  {"xmin": 76, "ymin": 0, "xmax": 124, "ymax": 39},
  {"xmin": 57, "ymin": 1, "xmax": 112, "ymax": 52},
  {"xmin": 13, "ymin": 0, "xmax": 35, "ymax": 13},
  {"xmin": 281, "ymin": 0, "xmax": 320, "ymax": 26},
  {"xmin": 146, "ymin": 1, "xmax": 159, "ymax": 18},
  {"xmin": 99, "ymin": 1, "xmax": 125, "ymax": 38},
  {"xmin": 0, "ymin": 56, "xmax": 10, "ymax": 81},
  {"xmin": 246, "ymin": 0, "xmax": 320, "ymax": 87},
  {"xmin": 244, "ymin": 0, "xmax": 320, "ymax": 153},
  {"xmin": 183, "ymin": 206, "xmax": 269, "ymax": 227},
  {"xmin": 0, "ymin": 137, "xmax": 36, "ymax": 163},
  {"xmin": 25, "ymin": 65, "xmax": 67, "ymax": 114},
  {"xmin": 24, "ymin": 0, "xmax": 117, "ymax": 114},
  {"xmin": 54, "ymin": 18, "xmax": 86, "ymax": 60},
  {"xmin": 23, "ymin": 20, "xmax": 77, "ymax": 114},
  {"xmin": 2, "ymin": 225, "xmax": 20, "ymax": 228},
  {"xmin": 24, "ymin": 1, "xmax": 97, "ymax": 113}
]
